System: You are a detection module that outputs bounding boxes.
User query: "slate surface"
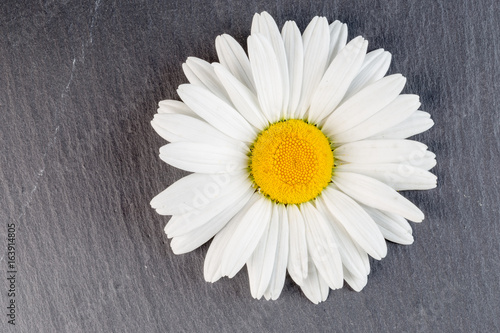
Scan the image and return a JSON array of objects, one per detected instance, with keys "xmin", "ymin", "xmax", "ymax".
[{"xmin": 1, "ymin": 0, "xmax": 499, "ymax": 332}]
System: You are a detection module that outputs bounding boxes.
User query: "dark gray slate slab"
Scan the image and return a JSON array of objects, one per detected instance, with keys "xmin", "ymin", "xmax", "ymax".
[{"xmin": 1, "ymin": 0, "xmax": 499, "ymax": 332}]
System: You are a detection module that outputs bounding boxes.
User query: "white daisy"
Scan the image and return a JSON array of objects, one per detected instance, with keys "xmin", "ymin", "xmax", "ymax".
[{"xmin": 151, "ymin": 12, "xmax": 436, "ymax": 304}]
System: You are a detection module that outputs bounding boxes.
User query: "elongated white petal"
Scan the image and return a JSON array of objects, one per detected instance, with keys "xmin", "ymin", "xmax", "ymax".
[
  {"xmin": 334, "ymin": 139, "xmax": 436, "ymax": 170},
  {"xmin": 332, "ymin": 95, "xmax": 420, "ymax": 144},
  {"xmin": 308, "ymin": 36, "xmax": 367, "ymax": 124},
  {"xmin": 302, "ymin": 202, "xmax": 343, "ymax": 289},
  {"xmin": 296, "ymin": 16, "xmax": 330, "ymax": 118},
  {"xmin": 343, "ymin": 267, "xmax": 367, "ymax": 292},
  {"xmin": 204, "ymin": 194, "xmax": 260, "ymax": 282},
  {"xmin": 286, "ymin": 204, "xmax": 308, "ymax": 285},
  {"xmin": 321, "ymin": 187, "xmax": 387, "ymax": 260},
  {"xmin": 362, "ymin": 205, "xmax": 412, "ymax": 233},
  {"xmin": 264, "ymin": 205, "xmax": 289, "ymax": 300},
  {"xmin": 402, "ymin": 150, "xmax": 437, "ymax": 170},
  {"xmin": 327, "ymin": 20, "xmax": 348, "ymax": 65},
  {"xmin": 151, "ymin": 173, "xmax": 220, "ymax": 215},
  {"xmin": 220, "ymin": 196, "xmax": 273, "ymax": 278},
  {"xmin": 177, "ymin": 84, "xmax": 256, "ymax": 142},
  {"xmin": 362, "ymin": 205, "xmax": 414, "ymax": 245},
  {"xmin": 170, "ymin": 187, "xmax": 254, "ymax": 254},
  {"xmin": 322, "ymin": 74, "xmax": 406, "ymax": 136},
  {"xmin": 152, "ymin": 113, "xmax": 245, "ymax": 150},
  {"xmin": 370, "ymin": 111, "xmax": 435, "ymax": 139},
  {"xmin": 151, "ymin": 121, "xmax": 182, "ymax": 143},
  {"xmin": 158, "ymin": 99, "xmax": 199, "ymax": 118},
  {"xmin": 282, "ymin": 21, "xmax": 304, "ymax": 119},
  {"xmin": 252, "ymin": 12, "xmax": 289, "ymax": 117},
  {"xmin": 299, "ymin": 258, "xmax": 329, "ymax": 304},
  {"xmin": 165, "ymin": 174, "xmax": 252, "ymax": 237},
  {"xmin": 362, "ymin": 248, "xmax": 370, "ymax": 275},
  {"xmin": 247, "ymin": 204, "xmax": 279, "ymax": 299},
  {"xmin": 159, "ymin": 142, "xmax": 247, "ymax": 174},
  {"xmin": 212, "ymin": 63, "xmax": 268, "ymax": 129},
  {"xmin": 333, "ymin": 171, "xmax": 425, "ymax": 222},
  {"xmin": 215, "ymin": 34, "xmax": 256, "ymax": 92},
  {"xmin": 342, "ymin": 49, "xmax": 391, "ymax": 101},
  {"xmin": 316, "ymin": 196, "xmax": 370, "ymax": 278},
  {"xmin": 157, "ymin": 172, "xmax": 249, "ymax": 219},
  {"xmin": 334, "ymin": 139, "xmax": 428, "ymax": 164},
  {"xmin": 248, "ymin": 33, "xmax": 283, "ymax": 122},
  {"xmin": 183, "ymin": 57, "xmax": 230, "ymax": 103},
  {"xmin": 250, "ymin": 12, "xmax": 261, "ymax": 33},
  {"xmin": 335, "ymin": 163, "xmax": 437, "ymax": 191}
]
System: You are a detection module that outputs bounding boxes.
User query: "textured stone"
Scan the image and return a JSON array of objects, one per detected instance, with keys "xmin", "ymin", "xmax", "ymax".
[{"xmin": 0, "ymin": 0, "xmax": 499, "ymax": 331}]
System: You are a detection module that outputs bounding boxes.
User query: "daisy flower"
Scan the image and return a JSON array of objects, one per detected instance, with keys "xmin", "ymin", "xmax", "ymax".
[{"xmin": 150, "ymin": 12, "xmax": 436, "ymax": 303}]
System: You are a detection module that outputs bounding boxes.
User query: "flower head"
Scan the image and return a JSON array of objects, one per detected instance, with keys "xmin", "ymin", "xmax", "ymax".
[{"xmin": 151, "ymin": 12, "xmax": 436, "ymax": 303}]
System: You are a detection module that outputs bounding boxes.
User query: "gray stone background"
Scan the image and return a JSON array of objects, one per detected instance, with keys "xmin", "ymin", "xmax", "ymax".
[{"xmin": 1, "ymin": 0, "xmax": 499, "ymax": 332}]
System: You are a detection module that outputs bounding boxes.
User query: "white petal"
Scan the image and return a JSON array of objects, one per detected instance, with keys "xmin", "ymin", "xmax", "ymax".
[
  {"xmin": 264, "ymin": 205, "xmax": 289, "ymax": 300},
  {"xmin": 316, "ymin": 197, "xmax": 370, "ymax": 278},
  {"xmin": 308, "ymin": 36, "xmax": 368, "ymax": 124},
  {"xmin": 158, "ymin": 99, "xmax": 199, "ymax": 118},
  {"xmin": 164, "ymin": 174, "xmax": 252, "ymax": 237},
  {"xmin": 204, "ymin": 194, "xmax": 259, "ymax": 283},
  {"xmin": 362, "ymin": 205, "xmax": 414, "ymax": 245},
  {"xmin": 327, "ymin": 21, "xmax": 348, "ymax": 65},
  {"xmin": 322, "ymin": 74, "xmax": 406, "ymax": 136},
  {"xmin": 370, "ymin": 111, "xmax": 435, "ymax": 139},
  {"xmin": 151, "ymin": 113, "xmax": 245, "ymax": 150},
  {"xmin": 343, "ymin": 267, "xmax": 367, "ymax": 292},
  {"xmin": 182, "ymin": 57, "xmax": 230, "ymax": 103},
  {"xmin": 334, "ymin": 139, "xmax": 428, "ymax": 164},
  {"xmin": 151, "ymin": 121, "xmax": 182, "ymax": 143},
  {"xmin": 320, "ymin": 187, "xmax": 387, "ymax": 260},
  {"xmin": 286, "ymin": 204, "xmax": 308, "ymax": 285},
  {"xmin": 364, "ymin": 206, "xmax": 413, "ymax": 233},
  {"xmin": 152, "ymin": 172, "xmax": 250, "ymax": 215},
  {"xmin": 333, "ymin": 171, "xmax": 425, "ymax": 222},
  {"xmin": 151, "ymin": 173, "xmax": 218, "ymax": 215},
  {"xmin": 170, "ymin": 187, "xmax": 254, "ymax": 254},
  {"xmin": 154, "ymin": 171, "xmax": 247, "ymax": 217},
  {"xmin": 247, "ymin": 204, "xmax": 279, "ymax": 299},
  {"xmin": 361, "ymin": 247, "xmax": 370, "ymax": 275},
  {"xmin": 302, "ymin": 202, "xmax": 343, "ymax": 289},
  {"xmin": 342, "ymin": 49, "xmax": 392, "ymax": 102},
  {"xmin": 177, "ymin": 84, "xmax": 256, "ymax": 142},
  {"xmin": 299, "ymin": 258, "xmax": 329, "ymax": 304},
  {"xmin": 159, "ymin": 142, "xmax": 247, "ymax": 174},
  {"xmin": 281, "ymin": 21, "xmax": 304, "ymax": 119},
  {"xmin": 335, "ymin": 163, "xmax": 437, "ymax": 191},
  {"xmin": 248, "ymin": 33, "xmax": 283, "ymax": 122},
  {"xmin": 296, "ymin": 16, "xmax": 330, "ymax": 118},
  {"xmin": 215, "ymin": 34, "xmax": 256, "ymax": 92},
  {"xmin": 212, "ymin": 63, "xmax": 268, "ymax": 129},
  {"xmin": 220, "ymin": 196, "xmax": 273, "ymax": 278},
  {"xmin": 252, "ymin": 12, "xmax": 289, "ymax": 117},
  {"xmin": 402, "ymin": 150, "xmax": 436, "ymax": 170},
  {"xmin": 332, "ymin": 94, "xmax": 420, "ymax": 144},
  {"xmin": 250, "ymin": 12, "xmax": 261, "ymax": 33}
]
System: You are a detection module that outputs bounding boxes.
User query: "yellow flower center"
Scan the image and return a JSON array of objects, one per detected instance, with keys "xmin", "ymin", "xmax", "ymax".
[{"xmin": 249, "ymin": 119, "xmax": 334, "ymax": 204}]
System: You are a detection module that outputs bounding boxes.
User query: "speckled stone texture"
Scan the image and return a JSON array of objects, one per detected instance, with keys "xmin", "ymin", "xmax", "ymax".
[{"xmin": 1, "ymin": 0, "xmax": 499, "ymax": 332}]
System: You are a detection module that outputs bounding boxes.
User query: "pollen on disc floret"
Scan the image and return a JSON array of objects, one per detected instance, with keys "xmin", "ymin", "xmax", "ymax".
[{"xmin": 249, "ymin": 119, "xmax": 334, "ymax": 204}]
